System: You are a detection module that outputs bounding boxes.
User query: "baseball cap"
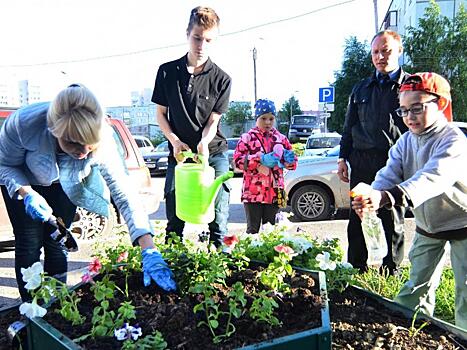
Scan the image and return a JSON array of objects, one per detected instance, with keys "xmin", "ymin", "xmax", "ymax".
[
  {"xmin": 254, "ymin": 99, "xmax": 276, "ymax": 118},
  {"xmin": 399, "ymin": 72, "xmax": 452, "ymax": 121}
]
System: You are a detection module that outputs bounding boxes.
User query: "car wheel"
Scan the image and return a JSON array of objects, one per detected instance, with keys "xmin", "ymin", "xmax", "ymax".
[
  {"xmin": 290, "ymin": 185, "xmax": 332, "ymax": 221},
  {"xmin": 70, "ymin": 205, "xmax": 118, "ymax": 240}
]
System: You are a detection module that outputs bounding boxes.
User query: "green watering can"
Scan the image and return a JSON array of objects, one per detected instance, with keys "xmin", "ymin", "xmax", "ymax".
[{"xmin": 175, "ymin": 151, "xmax": 233, "ymax": 224}]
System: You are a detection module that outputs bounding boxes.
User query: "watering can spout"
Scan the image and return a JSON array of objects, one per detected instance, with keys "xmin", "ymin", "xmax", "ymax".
[{"xmin": 203, "ymin": 171, "xmax": 234, "ymax": 211}]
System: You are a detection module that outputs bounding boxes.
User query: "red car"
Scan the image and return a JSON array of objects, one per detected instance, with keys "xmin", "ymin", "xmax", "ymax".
[{"xmin": 0, "ymin": 114, "xmax": 160, "ymax": 248}]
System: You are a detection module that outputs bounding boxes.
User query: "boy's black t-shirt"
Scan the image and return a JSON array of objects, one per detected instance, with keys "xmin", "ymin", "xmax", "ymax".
[{"xmin": 151, "ymin": 54, "xmax": 232, "ymax": 156}]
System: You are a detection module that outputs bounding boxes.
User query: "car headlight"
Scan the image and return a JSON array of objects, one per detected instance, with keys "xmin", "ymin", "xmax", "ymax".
[
  {"xmin": 158, "ymin": 157, "xmax": 168, "ymax": 163},
  {"xmin": 283, "ymin": 168, "xmax": 289, "ymax": 177}
]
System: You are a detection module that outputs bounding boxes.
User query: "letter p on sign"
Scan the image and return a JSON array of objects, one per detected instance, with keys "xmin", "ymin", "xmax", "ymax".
[{"xmin": 319, "ymin": 87, "xmax": 335, "ymax": 103}]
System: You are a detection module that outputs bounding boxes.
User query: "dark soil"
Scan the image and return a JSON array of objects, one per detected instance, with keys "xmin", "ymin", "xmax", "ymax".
[
  {"xmin": 46, "ymin": 268, "xmax": 322, "ymax": 349},
  {"xmin": 1, "ymin": 270, "xmax": 466, "ymax": 350},
  {"xmin": 329, "ymin": 287, "xmax": 467, "ymax": 349}
]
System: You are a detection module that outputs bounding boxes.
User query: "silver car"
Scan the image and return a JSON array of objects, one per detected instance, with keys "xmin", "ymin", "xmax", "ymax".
[{"xmin": 284, "ymin": 145, "xmax": 349, "ymax": 221}]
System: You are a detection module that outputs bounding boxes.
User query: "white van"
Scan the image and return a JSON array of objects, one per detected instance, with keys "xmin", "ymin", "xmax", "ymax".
[
  {"xmin": 133, "ymin": 135, "xmax": 155, "ymax": 156},
  {"xmin": 303, "ymin": 132, "xmax": 341, "ymax": 156}
]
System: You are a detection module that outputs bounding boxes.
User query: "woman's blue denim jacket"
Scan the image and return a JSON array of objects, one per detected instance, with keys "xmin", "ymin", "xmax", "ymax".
[{"xmin": 0, "ymin": 102, "xmax": 153, "ymax": 243}]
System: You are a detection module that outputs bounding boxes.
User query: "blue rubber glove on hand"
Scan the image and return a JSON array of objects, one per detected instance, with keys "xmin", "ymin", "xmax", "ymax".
[
  {"xmin": 142, "ymin": 248, "xmax": 177, "ymax": 292},
  {"xmin": 24, "ymin": 192, "xmax": 53, "ymax": 222},
  {"xmin": 260, "ymin": 152, "xmax": 280, "ymax": 168},
  {"xmin": 283, "ymin": 149, "xmax": 296, "ymax": 164}
]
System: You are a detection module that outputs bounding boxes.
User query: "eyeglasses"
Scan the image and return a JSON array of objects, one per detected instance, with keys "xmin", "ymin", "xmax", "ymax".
[{"xmin": 395, "ymin": 98, "xmax": 438, "ymax": 117}]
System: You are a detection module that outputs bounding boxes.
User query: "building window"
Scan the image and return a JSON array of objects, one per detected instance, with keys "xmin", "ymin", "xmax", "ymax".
[{"xmin": 383, "ymin": 10, "xmax": 398, "ymax": 29}]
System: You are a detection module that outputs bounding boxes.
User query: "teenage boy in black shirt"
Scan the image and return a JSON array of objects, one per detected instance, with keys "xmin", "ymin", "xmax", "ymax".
[{"xmin": 152, "ymin": 6, "xmax": 232, "ymax": 244}]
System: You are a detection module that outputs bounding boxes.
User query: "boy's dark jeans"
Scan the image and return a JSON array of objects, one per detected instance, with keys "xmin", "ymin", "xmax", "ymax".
[
  {"xmin": 347, "ymin": 149, "xmax": 405, "ymax": 274},
  {"xmin": 164, "ymin": 152, "xmax": 231, "ymax": 244},
  {"xmin": 1, "ymin": 184, "xmax": 76, "ymax": 301}
]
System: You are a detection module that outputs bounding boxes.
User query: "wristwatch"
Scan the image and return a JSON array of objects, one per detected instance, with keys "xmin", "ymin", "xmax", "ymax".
[{"xmin": 337, "ymin": 158, "xmax": 346, "ymax": 164}]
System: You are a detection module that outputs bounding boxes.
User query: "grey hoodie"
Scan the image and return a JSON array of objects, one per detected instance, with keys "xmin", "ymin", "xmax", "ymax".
[{"xmin": 372, "ymin": 117, "xmax": 467, "ymax": 235}]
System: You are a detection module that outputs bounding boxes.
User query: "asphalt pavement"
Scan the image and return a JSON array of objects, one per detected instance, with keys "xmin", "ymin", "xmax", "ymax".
[{"xmin": 0, "ymin": 175, "xmax": 422, "ymax": 311}]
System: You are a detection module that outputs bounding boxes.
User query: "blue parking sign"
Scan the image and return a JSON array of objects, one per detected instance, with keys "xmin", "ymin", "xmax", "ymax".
[{"xmin": 319, "ymin": 87, "xmax": 334, "ymax": 103}]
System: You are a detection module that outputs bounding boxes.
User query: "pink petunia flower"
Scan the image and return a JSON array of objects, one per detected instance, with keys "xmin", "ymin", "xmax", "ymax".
[
  {"xmin": 223, "ymin": 234, "xmax": 239, "ymax": 247},
  {"xmin": 274, "ymin": 244, "xmax": 296, "ymax": 256},
  {"xmin": 117, "ymin": 251, "xmax": 128, "ymax": 263},
  {"xmin": 88, "ymin": 258, "xmax": 102, "ymax": 274},
  {"xmin": 81, "ymin": 272, "xmax": 95, "ymax": 284}
]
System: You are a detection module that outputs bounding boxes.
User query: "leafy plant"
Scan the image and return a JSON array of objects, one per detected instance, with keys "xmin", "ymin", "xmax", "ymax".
[
  {"xmin": 121, "ymin": 330, "xmax": 167, "ymax": 350},
  {"xmin": 259, "ymin": 246, "xmax": 294, "ymax": 293},
  {"xmin": 353, "ymin": 266, "xmax": 409, "ymax": 299},
  {"xmin": 250, "ymin": 290, "xmax": 281, "ymax": 326},
  {"xmin": 192, "ymin": 281, "xmax": 247, "ymax": 344},
  {"xmin": 408, "ymin": 309, "xmax": 430, "ymax": 339}
]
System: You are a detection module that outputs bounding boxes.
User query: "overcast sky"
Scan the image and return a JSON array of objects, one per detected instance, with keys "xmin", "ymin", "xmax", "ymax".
[{"xmin": 0, "ymin": 0, "xmax": 391, "ymax": 110}]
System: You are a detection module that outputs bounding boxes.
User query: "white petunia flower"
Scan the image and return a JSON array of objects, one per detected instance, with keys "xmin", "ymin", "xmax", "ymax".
[
  {"xmin": 114, "ymin": 323, "xmax": 143, "ymax": 341},
  {"xmin": 259, "ymin": 222, "xmax": 275, "ymax": 234},
  {"xmin": 316, "ymin": 252, "xmax": 337, "ymax": 271},
  {"xmin": 249, "ymin": 236, "xmax": 264, "ymax": 248},
  {"xmin": 340, "ymin": 262, "xmax": 353, "ymax": 269},
  {"xmin": 19, "ymin": 300, "xmax": 47, "ymax": 318},
  {"xmin": 21, "ymin": 262, "xmax": 43, "ymax": 290},
  {"xmin": 114, "ymin": 327, "xmax": 128, "ymax": 341}
]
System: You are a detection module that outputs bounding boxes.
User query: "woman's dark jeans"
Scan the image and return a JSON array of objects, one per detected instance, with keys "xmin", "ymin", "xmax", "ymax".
[{"xmin": 1, "ymin": 183, "xmax": 76, "ymax": 301}]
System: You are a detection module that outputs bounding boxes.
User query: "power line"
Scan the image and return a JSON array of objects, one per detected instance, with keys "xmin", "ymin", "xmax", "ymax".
[{"xmin": 0, "ymin": 0, "xmax": 355, "ymax": 68}]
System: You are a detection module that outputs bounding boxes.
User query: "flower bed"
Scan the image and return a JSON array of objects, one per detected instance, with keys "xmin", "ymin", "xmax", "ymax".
[
  {"xmin": 29, "ymin": 267, "xmax": 330, "ymax": 349},
  {"xmin": 2, "ymin": 216, "xmax": 466, "ymax": 349},
  {"xmin": 15, "ymin": 225, "xmax": 333, "ymax": 350}
]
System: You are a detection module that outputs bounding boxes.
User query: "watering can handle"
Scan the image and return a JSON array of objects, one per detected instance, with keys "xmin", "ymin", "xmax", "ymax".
[{"xmin": 180, "ymin": 151, "xmax": 205, "ymax": 164}]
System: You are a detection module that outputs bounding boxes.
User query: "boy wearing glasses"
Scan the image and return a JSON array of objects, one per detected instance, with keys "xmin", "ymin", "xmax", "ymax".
[{"xmin": 352, "ymin": 72, "xmax": 467, "ymax": 329}]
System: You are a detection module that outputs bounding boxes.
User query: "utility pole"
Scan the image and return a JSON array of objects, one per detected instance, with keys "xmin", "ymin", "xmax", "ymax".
[
  {"xmin": 252, "ymin": 47, "xmax": 257, "ymax": 103},
  {"xmin": 373, "ymin": 0, "xmax": 379, "ymax": 33}
]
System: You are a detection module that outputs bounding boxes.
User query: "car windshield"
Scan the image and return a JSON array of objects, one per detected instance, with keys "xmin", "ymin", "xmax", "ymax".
[
  {"xmin": 227, "ymin": 139, "xmax": 239, "ymax": 150},
  {"xmin": 306, "ymin": 137, "xmax": 341, "ymax": 149},
  {"xmin": 323, "ymin": 145, "xmax": 340, "ymax": 157},
  {"xmin": 292, "ymin": 116, "xmax": 320, "ymax": 127},
  {"xmin": 155, "ymin": 141, "xmax": 169, "ymax": 152}
]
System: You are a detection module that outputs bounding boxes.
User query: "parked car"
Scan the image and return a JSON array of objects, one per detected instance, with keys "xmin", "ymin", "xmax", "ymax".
[
  {"xmin": 133, "ymin": 135, "xmax": 155, "ymax": 156},
  {"xmin": 303, "ymin": 132, "xmax": 341, "ymax": 156},
  {"xmin": 143, "ymin": 140, "xmax": 170, "ymax": 176},
  {"xmin": 227, "ymin": 137, "xmax": 242, "ymax": 174},
  {"xmin": 284, "ymin": 145, "xmax": 349, "ymax": 221},
  {"xmin": 0, "ymin": 117, "xmax": 160, "ymax": 248},
  {"xmin": 453, "ymin": 121, "xmax": 467, "ymax": 136}
]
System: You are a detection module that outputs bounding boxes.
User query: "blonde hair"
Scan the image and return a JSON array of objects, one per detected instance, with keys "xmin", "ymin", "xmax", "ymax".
[
  {"xmin": 187, "ymin": 6, "xmax": 220, "ymax": 33},
  {"xmin": 47, "ymin": 84, "xmax": 104, "ymax": 145}
]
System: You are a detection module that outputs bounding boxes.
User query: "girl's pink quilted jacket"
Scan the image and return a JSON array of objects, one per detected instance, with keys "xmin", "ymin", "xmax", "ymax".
[{"xmin": 233, "ymin": 127, "xmax": 297, "ymax": 204}]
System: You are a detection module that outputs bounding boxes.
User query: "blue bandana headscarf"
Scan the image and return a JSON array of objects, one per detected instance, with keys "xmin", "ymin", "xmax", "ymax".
[{"xmin": 254, "ymin": 99, "xmax": 276, "ymax": 118}]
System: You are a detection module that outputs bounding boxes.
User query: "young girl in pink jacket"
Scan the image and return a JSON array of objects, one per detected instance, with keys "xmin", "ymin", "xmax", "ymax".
[{"xmin": 233, "ymin": 99, "xmax": 297, "ymax": 233}]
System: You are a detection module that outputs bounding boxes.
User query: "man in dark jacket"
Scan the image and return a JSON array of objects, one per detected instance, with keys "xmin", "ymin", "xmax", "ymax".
[{"xmin": 337, "ymin": 30, "xmax": 409, "ymax": 274}]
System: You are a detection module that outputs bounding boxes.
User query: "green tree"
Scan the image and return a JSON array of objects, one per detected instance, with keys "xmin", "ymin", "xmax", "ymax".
[
  {"xmin": 224, "ymin": 101, "xmax": 253, "ymax": 136},
  {"xmin": 403, "ymin": 0, "xmax": 466, "ymax": 121},
  {"xmin": 329, "ymin": 36, "xmax": 373, "ymax": 133},
  {"xmin": 279, "ymin": 96, "xmax": 302, "ymax": 123},
  {"xmin": 224, "ymin": 101, "xmax": 253, "ymax": 124}
]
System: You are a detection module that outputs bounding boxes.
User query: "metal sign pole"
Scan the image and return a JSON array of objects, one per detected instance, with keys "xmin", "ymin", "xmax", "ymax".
[{"xmin": 323, "ymin": 103, "xmax": 328, "ymax": 133}]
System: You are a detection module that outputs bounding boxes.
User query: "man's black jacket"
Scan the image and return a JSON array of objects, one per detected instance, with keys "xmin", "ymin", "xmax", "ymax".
[{"xmin": 339, "ymin": 69, "xmax": 410, "ymax": 160}]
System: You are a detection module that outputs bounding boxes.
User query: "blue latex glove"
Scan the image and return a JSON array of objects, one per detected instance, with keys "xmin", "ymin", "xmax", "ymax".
[
  {"xmin": 24, "ymin": 192, "xmax": 53, "ymax": 222},
  {"xmin": 142, "ymin": 248, "xmax": 177, "ymax": 292},
  {"xmin": 260, "ymin": 152, "xmax": 280, "ymax": 168},
  {"xmin": 283, "ymin": 149, "xmax": 296, "ymax": 164}
]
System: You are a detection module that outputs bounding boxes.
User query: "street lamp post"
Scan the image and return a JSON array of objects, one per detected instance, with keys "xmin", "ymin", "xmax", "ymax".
[{"xmin": 252, "ymin": 47, "xmax": 257, "ymax": 103}]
